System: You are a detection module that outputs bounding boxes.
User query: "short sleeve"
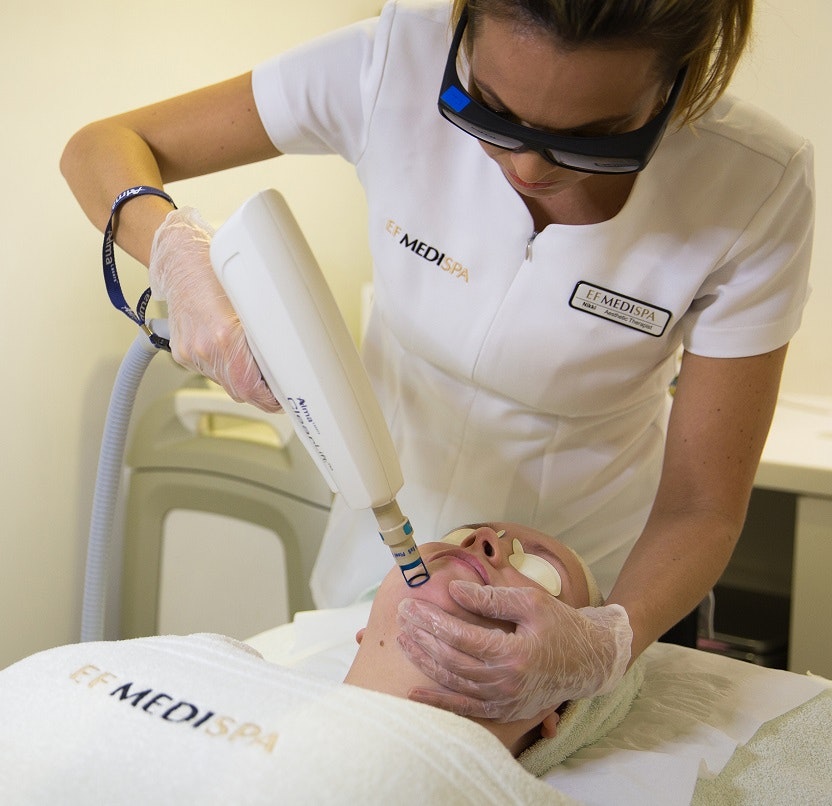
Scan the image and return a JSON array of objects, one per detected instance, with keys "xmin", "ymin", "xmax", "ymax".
[
  {"xmin": 251, "ymin": 5, "xmax": 398, "ymax": 163},
  {"xmin": 683, "ymin": 139, "xmax": 814, "ymax": 357}
]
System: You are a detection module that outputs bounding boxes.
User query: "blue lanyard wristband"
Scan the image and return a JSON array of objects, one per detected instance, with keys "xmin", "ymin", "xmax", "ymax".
[{"xmin": 102, "ymin": 186, "xmax": 176, "ymax": 351}]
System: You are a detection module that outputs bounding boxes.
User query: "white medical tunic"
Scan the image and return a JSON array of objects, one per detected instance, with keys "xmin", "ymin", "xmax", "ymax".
[{"xmin": 252, "ymin": 0, "xmax": 814, "ymax": 604}]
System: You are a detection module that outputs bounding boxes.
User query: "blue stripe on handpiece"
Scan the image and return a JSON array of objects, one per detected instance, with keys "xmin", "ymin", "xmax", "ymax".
[{"xmin": 440, "ymin": 86, "xmax": 471, "ymax": 113}]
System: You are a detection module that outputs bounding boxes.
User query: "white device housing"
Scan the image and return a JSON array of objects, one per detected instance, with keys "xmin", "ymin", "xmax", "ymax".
[
  {"xmin": 209, "ymin": 189, "xmax": 402, "ymax": 512},
  {"xmin": 210, "ymin": 190, "xmax": 429, "ymax": 587}
]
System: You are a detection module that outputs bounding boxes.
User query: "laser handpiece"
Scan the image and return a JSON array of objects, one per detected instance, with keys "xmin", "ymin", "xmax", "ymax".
[
  {"xmin": 209, "ymin": 189, "xmax": 429, "ymax": 588},
  {"xmin": 374, "ymin": 500, "xmax": 428, "ymax": 587}
]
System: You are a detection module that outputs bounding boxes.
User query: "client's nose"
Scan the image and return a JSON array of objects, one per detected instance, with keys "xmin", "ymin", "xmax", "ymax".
[{"xmin": 461, "ymin": 527, "xmax": 507, "ymax": 564}]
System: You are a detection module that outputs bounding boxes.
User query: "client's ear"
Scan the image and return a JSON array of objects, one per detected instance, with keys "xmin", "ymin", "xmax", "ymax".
[
  {"xmin": 355, "ymin": 628, "xmax": 366, "ymax": 645},
  {"xmin": 539, "ymin": 710, "xmax": 561, "ymax": 740}
]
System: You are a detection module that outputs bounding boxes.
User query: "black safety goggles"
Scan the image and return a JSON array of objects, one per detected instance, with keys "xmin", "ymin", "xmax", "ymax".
[{"xmin": 437, "ymin": 9, "xmax": 687, "ymax": 174}]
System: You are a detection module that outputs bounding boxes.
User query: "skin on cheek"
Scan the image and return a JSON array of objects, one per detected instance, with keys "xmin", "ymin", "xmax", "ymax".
[
  {"xmin": 383, "ymin": 562, "xmax": 510, "ymax": 633},
  {"xmin": 423, "ymin": 576, "xmax": 514, "ymax": 633}
]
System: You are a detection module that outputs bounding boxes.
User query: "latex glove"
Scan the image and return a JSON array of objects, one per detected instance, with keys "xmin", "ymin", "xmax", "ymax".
[
  {"xmin": 397, "ymin": 581, "xmax": 632, "ymax": 722},
  {"xmin": 149, "ymin": 207, "xmax": 280, "ymax": 412}
]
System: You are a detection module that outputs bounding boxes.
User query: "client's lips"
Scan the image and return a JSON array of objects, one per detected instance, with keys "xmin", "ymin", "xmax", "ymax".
[{"xmin": 429, "ymin": 548, "xmax": 490, "ymax": 585}]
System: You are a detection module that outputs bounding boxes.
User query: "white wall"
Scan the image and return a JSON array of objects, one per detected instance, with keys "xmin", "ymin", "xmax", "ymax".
[{"xmin": 1, "ymin": 0, "xmax": 828, "ymax": 669}]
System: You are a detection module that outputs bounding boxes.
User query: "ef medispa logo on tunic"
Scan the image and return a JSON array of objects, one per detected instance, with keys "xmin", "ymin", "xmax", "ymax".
[
  {"xmin": 385, "ymin": 219, "xmax": 470, "ymax": 282},
  {"xmin": 570, "ymin": 281, "xmax": 671, "ymax": 337}
]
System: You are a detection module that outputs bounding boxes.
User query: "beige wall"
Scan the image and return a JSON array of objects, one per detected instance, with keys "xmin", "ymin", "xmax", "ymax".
[
  {"xmin": 0, "ymin": 0, "xmax": 378, "ymax": 669},
  {"xmin": 0, "ymin": 1, "xmax": 828, "ymax": 669},
  {"xmin": 728, "ymin": 1, "xmax": 831, "ymax": 398}
]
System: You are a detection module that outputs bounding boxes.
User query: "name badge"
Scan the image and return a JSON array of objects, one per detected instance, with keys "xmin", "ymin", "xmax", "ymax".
[{"xmin": 570, "ymin": 282, "xmax": 671, "ymax": 337}]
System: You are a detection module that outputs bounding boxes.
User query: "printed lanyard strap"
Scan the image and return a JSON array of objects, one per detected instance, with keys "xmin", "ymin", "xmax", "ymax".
[{"xmin": 102, "ymin": 186, "xmax": 175, "ymax": 351}]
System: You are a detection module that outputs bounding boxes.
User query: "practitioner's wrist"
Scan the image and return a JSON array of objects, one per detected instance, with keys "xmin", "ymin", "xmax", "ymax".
[{"xmin": 579, "ymin": 603, "xmax": 633, "ymax": 697}]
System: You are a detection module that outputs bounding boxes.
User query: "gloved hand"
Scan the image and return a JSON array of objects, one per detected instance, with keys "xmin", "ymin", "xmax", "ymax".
[
  {"xmin": 149, "ymin": 207, "xmax": 280, "ymax": 412},
  {"xmin": 396, "ymin": 581, "xmax": 632, "ymax": 722}
]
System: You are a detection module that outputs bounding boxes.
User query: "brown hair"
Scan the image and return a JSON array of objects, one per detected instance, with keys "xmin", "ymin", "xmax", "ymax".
[{"xmin": 450, "ymin": 0, "xmax": 753, "ymax": 124}]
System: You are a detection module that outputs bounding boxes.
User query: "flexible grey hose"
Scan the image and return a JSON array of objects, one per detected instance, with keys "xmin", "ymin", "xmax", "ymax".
[{"xmin": 81, "ymin": 326, "xmax": 167, "ymax": 642}]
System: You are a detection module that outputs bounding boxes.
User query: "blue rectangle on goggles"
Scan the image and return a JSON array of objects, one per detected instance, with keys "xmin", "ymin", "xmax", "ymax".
[{"xmin": 440, "ymin": 86, "xmax": 471, "ymax": 114}]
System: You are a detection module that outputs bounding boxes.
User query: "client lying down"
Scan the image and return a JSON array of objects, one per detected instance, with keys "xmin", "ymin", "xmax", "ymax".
[
  {"xmin": 347, "ymin": 522, "xmax": 643, "ymax": 764},
  {"xmin": 0, "ymin": 523, "xmax": 643, "ymax": 804}
]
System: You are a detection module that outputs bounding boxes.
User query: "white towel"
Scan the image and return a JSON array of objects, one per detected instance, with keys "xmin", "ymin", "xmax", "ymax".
[
  {"xmin": 519, "ymin": 657, "xmax": 645, "ymax": 776},
  {"xmin": 691, "ymin": 685, "xmax": 832, "ymax": 805},
  {"xmin": 0, "ymin": 634, "xmax": 580, "ymax": 805},
  {"xmin": 251, "ymin": 612, "xmax": 832, "ymax": 805}
]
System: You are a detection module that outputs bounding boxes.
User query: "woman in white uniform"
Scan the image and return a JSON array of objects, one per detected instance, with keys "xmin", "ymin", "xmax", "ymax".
[{"xmin": 61, "ymin": 0, "xmax": 813, "ymax": 723}]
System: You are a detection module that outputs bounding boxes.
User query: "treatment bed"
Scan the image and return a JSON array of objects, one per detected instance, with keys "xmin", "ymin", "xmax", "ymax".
[
  {"xmin": 2, "ymin": 601, "xmax": 829, "ymax": 804},
  {"xmin": 246, "ymin": 601, "xmax": 832, "ymax": 805},
  {"xmin": 57, "ymin": 387, "xmax": 829, "ymax": 803}
]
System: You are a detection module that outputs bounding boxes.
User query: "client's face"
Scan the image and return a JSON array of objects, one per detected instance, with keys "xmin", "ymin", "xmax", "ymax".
[
  {"xmin": 346, "ymin": 523, "xmax": 590, "ymax": 746},
  {"xmin": 374, "ymin": 523, "xmax": 591, "ymax": 633}
]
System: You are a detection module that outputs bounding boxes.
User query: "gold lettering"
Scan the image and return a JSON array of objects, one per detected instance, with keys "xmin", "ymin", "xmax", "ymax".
[
  {"xmin": 253, "ymin": 732, "xmax": 279, "ymax": 753},
  {"xmin": 205, "ymin": 715, "xmax": 235, "ymax": 737},
  {"xmin": 88, "ymin": 671, "xmax": 118, "ymax": 689},
  {"xmin": 230, "ymin": 723, "xmax": 262, "ymax": 743},
  {"xmin": 69, "ymin": 664, "xmax": 100, "ymax": 683},
  {"xmin": 385, "ymin": 219, "xmax": 402, "ymax": 238}
]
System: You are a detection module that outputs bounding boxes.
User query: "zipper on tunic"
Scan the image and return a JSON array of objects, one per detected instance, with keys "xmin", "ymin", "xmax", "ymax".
[{"xmin": 525, "ymin": 230, "xmax": 538, "ymax": 261}]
